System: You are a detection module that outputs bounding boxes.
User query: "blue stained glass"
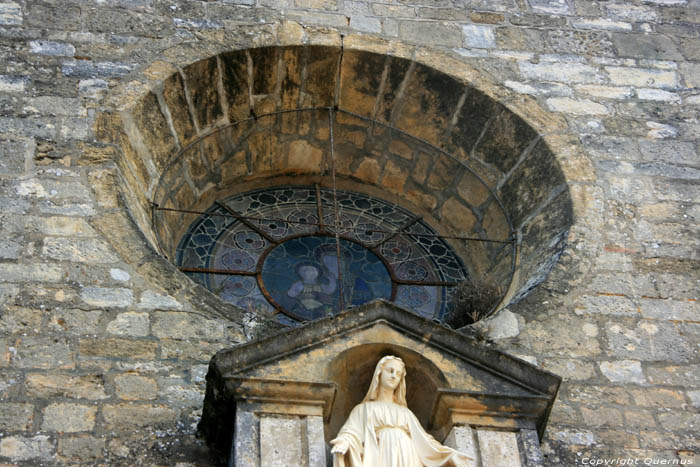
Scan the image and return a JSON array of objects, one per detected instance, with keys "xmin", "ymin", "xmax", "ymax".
[
  {"xmin": 261, "ymin": 237, "xmax": 392, "ymax": 320},
  {"xmin": 175, "ymin": 186, "xmax": 469, "ymax": 325}
]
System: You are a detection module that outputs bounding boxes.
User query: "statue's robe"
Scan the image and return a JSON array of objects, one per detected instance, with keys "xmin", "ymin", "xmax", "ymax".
[{"xmin": 330, "ymin": 401, "xmax": 470, "ymax": 467}]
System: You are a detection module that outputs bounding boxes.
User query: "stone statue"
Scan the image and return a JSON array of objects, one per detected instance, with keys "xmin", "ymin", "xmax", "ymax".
[{"xmin": 330, "ymin": 356, "xmax": 473, "ymax": 467}]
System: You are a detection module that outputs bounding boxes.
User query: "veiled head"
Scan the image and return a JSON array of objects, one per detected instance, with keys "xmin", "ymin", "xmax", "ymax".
[{"xmin": 362, "ymin": 355, "xmax": 407, "ymax": 406}]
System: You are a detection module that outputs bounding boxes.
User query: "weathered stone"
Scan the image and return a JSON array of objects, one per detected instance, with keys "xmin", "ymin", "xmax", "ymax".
[
  {"xmin": 114, "ymin": 374, "xmax": 158, "ymax": 400},
  {"xmin": 631, "ymin": 387, "xmax": 686, "ymax": 408},
  {"xmin": 542, "ymin": 359, "xmax": 596, "ymax": 381},
  {"xmin": 462, "ymin": 24, "xmax": 496, "ymax": 48},
  {"xmin": 183, "ymin": 57, "xmax": 223, "ymax": 130},
  {"xmin": 0, "ymin": 403, "xmax": 34, "ymax": 431},
  {"xmin": 0, "ymin": 435, "xmax": 54, "ymax": 461},
  {"xmin": 49, "ymin": 309, "xmax": 103, "ymax": 335},
  {"xmin": 599, "ymin": 360, "xmax": 646, "ymax": 384},
  {"xmin": 102, "ymin": 404, "xmax": 178, "ymax": 433},
  {"xmin": 260, "ymin": 416, "xmax": 304, "ymax": 466},
  {"xmin": 441, "ymin": 197, "xmax": 476, "ymax": 234},
  {"xmin": 525, "ymin": 314, "xmax": 601, "ymax": 358},
  {"xmin": 152, "ymin": 312, "xmax": 225, "ymax": 340},
  {"xmin": 0, "ymin": 307, "xmax": 42, "ymax": 334},
  {"xmin": 484, "ymin": 309, "xmax": 520, "ymax": 339},
  {"xmin": 606, "ymin": 321, "xmax": 695, "ymax": 363},
  {"xmin": 80, "ymin": 287, "xmax": 133, "ymax": 308},
  {"xmin": 26, "ymin": 374, "xmax": 108, "ymax": 400},
  {"xmin": 580, "ymin": 406, "xmax": 624, "ymax": 427},
  {"xmin": 399, "ymin": 21, "xmax": 462, "ymax": 47},
  {"xmin": 647, "ymin": 365, "xmax": 700, "ymax": 386},
  {"xmin": 79, "ymin": 338, "xmax": 157, "ymax": 360},
  {"xmin": 606, "ymin": 66, "xmax": 678, "ymax": 89},
  {"xmin": 42, "ymin": 403, "xmax": 97, "ymax": 433},
  {"xmin": 107, "ymin": 312, "xmax": 150, "ymax": 337},
  {"xmin": 547, "ymin": 97, "xmax": 608, "ymax": 115},
  {"xmin": 613, "ymin": 33, "xmax": 682, "ymax": 60},
  {"xmin": 0, "ymin": 1, "xmax": 22, "ymax": 25},
  {"xmin": 58, "ymin": 436, "xmax": 105, "ymax": 463},
  {"xmin": 519, "ymin": 61, "xmax": 602, "ymax": 84},
  {"xmin": 160, "ymin": 340, "xmax": 226, "ymax": 361},
  {"xmin": 43, "ymin": 238, "xmax": 119, "ymax": 263},
  {"xmin": 14, "ymin": 337, "xmax": 73, "ymax": 369}
]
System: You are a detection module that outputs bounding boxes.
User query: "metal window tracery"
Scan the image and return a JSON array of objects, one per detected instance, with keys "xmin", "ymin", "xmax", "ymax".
[{"xmin": 175, "ymin": 186, "xmax": 469, "ymax": 326}]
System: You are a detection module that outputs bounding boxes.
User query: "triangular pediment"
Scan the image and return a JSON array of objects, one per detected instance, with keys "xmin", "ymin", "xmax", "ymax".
[{"xmin": 200, "ymin": 300, "xmax": 560, "ymax": 455}]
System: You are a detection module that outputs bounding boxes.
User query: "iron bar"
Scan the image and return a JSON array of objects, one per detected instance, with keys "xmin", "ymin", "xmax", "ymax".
[
  {"xmin": 314, "ymin": 183, "xmax": 326, "ymax": 233},
  {"xmin": 393, "ymin": 279, "xmax": 458, "ymax": 287},
  {"xmin": 153, "ymin": 206, "xmax": 514, "ymax": 244},
  {"xmin": 328, "ymin": 107, "xmax": 345, "ymax": 311},
  {"xmin": 215, "ymin": 201, "xmax": 278, "ymax": 244},
  {"xmin": 179, "ymin": 267, "xmax": 257, "ymax": 276},
  {"xmin": 371, "ymin": 215, "xmax": 422, "ymax": 249}
]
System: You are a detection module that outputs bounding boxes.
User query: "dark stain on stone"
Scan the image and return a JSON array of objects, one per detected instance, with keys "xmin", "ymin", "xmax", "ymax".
[
  {"xmin": 447, "ymin": 87, "xmax": 502, "ymax": 158},
  {"xmin": 473, "ymin": 109, "xmax": 539, "ymax": 174},
  {"xmin": 250, "ymin": 47, "xmax": 278, "ymax": 96},
  {"xmin": 498, "ymin": 139, "xmax": 568, "ymax": 229},
  {"xmin": 183, "ymin": 56, "xmax": 223, "ymax": 130}
]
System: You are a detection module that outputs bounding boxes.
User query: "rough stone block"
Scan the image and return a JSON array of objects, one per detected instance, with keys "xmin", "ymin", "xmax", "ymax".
[
  {"xmin": 606, "ymin": 321, "xmax": 694, "ymax": 363},
  {"xmin": 444, "ymin": 425, "xmax": 478, "ymax": 465},
  {"xmin": 613, "ymin": 33, "xmax": 682, "ymax": 60},
  {"xmin": 0, "ymin": 403, "xmax": 34, "ymax": 431},
  {"xmin": 107, "ymin": 312, "xmax": 150, "ymax": 337},
  {"xmin": 14, "ymin": 337, "xmax": 73, "ymax": 369},
  {"xmin": 0, "ymin": 136, "xmax": 32, "ymax": 176},
  {"xmin": 48, "ymin": 309, "xmax": 103, "ymax": 335},
  {"xmin": 152, "ymin": 311, "xmax": 225, "ymax": 340},
  {"xmin": 183, "ymin": 57, "xmax": 223, "ymax": 130},
  {"xmin": 477, "ymin": 430, "xmax": 522, "ymax": 466},
  {"xmin": 606, "ymin": 66, "xmax": 678, "ymax": 89},
  {"xmin": 462, "ymin": 24, "xmax": 496, "ymax": 48},
  {"xmin": 519, "ymin": 61, "xmax": 602, "ymax": 84},
  {"xmin": 547, "ymin": 97, "xmax": 608, "ymax": 115},
  {"xmin": 260, "ymin": 416, "xmax": 303, "ymax": 466},
  {"xmin": 42, "ymin": 238, "xmax": 119, "ymax": 264},
  {"xmin": 80, "ymin": 287, "xmax": 133, "ymax": 308},
  {"xmin": 0, "ymin": 307, "xmax": 42, "ymax": 334},
  {"xmin": 26, "ymin": 374, "xmax": 108, "ymax": 400},
  {"xmin": 441, "ymin": 197, "xmax": 476, "ymax": 234},
  {"xmin": 0, "ymin": 1, "xmax": 22, "ymax": 25},
  {"xmin": 0, "ymin": 435, "xmax": 54, "ymax": 462},
  {"xmin": 79, "ymin": 338, "xmax": 157, "ymax": 360},
  {"xmin": 398, "ymin": 21, "xmax": 462, "ymax": 47},
  {"xmin": 102, "ymin": 404, "xmax": 178, "ymax": 433},
  {"xmin": 58, "ymin": 436, "xmax": 105, "ymax": 463},
  {"xmin": 41, "ymin": 403, "xmax": 97, "ymax": 433},
  {"xmin": 599, "ymin": 360, "xmax": 646, "ymax": 384},
  {"xmin": 0, "ymin": 370, "xmax": 22, "ymax": 398},
  {"xmin": 114, "ymin": 374, "xmax": 158, "ymax": 400},
  {"xmin": 640, "ymin": 298, "xmax": 699, "ymax": 321},
  {"xmin": 161, "ymin": 71, "xmax": 197, "ymax": 146}
]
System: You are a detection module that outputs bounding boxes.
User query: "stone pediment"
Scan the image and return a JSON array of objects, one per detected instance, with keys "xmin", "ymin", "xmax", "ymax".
[{"xmin": 200, "ymin": 300, "xmax": 560, "ymax": 462}]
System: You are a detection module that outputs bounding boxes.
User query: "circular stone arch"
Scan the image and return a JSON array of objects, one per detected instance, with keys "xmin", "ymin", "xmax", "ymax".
[{"xmin": 95, "ymin": 36, "xmax": 588, "ymax": 325}]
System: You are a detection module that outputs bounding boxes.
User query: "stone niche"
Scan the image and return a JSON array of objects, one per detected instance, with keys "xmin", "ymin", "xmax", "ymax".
[{"xmin": 199, "ymin": 300, "xmax": 560, "ymax": 466}]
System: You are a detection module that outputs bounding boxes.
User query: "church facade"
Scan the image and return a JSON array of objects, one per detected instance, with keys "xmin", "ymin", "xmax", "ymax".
[{"xmin": 0, "ymin": 0, "xmax": 698, "ymax": 465}]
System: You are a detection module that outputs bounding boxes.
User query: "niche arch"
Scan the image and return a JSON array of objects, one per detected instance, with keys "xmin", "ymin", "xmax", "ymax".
[
  {"xmin": 327, "ymin": 343, "xmax": 450, "ymax": 439},
  {"xmin": 95, "ymin": 37, "xmax": 586, "ymax": 327}
]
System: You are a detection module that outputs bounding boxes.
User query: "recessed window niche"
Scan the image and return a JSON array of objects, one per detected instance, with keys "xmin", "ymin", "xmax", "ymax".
[{"xmin": 98, "ymin": 45, "xmax": 573, "ymax": 326}]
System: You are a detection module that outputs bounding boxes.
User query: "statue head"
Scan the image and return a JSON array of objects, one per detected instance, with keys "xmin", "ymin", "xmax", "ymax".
[{"xmin": 362, "ymin": 355, "xmax": 407, "ymax": 406}]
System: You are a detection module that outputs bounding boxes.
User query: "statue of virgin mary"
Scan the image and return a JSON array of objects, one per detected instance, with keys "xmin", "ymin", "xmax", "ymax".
[{"xmin": 330, "ymin": 356, "xmax": 472, "ymax": 467}]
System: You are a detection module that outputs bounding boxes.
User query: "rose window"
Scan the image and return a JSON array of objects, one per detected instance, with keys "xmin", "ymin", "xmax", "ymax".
[{"xmin": 176, "ymin": 186, "xmax": 468, "ymax": 326}]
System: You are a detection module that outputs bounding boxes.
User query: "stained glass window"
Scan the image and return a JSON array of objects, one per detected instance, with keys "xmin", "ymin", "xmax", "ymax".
[{"xmin": 176, "ymin": 186, "xmax": 468, "ymax": 326}]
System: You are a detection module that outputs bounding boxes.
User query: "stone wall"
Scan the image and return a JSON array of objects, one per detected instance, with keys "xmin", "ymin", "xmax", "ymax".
[{"xmin": 0, "ymin": 0, "xmax": 698, "ymax": 465}]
